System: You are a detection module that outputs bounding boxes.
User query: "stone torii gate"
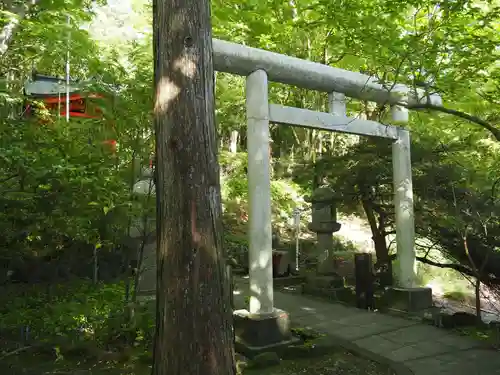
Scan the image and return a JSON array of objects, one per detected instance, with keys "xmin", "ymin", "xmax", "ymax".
[
  {"xmin": 210, "ymin": 39, "xmax": 440, "ymax": 350},
  {"xmin": 135, "ymin": 38, "xmax": 440, "ymax": 351},
  {"xmin": 209, "ymin": 39, "xmax": 441, "ymax": 348}
]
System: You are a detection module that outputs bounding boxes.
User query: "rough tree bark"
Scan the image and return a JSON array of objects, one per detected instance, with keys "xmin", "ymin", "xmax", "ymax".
[{"xmin": 152, "ymin": 0, "xmax": 235, "ymax": 374}]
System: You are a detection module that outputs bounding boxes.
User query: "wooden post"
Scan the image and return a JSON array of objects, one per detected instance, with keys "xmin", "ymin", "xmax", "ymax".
[
  {"xmin": 152, "ymin": 0, "xmax": 235, "ymax": 374},
  {"xmin": 354, "ymin": 253, "xmax": 374, "ymax": 310}
]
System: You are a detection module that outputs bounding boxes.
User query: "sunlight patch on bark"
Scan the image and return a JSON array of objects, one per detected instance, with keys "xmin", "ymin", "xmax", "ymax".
[
  {"xmin": 191, "ymin": 200, "xmax": 202, "ymax": 245},
  {"xmin": 174, "ymin": 53, "xmax": 197, "ymax": 78},
  {"xmin": 154, "ymin": 76, "xmax": 180, "ymax": 114}
]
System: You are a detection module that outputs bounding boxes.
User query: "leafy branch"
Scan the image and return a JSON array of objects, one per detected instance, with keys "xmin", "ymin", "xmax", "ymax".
[
  {"xmin": 0, "ymin": 0, "xmax": 40, "ymax": 57},
  {"xmin": 408, "ymin": 103, "xmax": 500, "ymax": 142}
]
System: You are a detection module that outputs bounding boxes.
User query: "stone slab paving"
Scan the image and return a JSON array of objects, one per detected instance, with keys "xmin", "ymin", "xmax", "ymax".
[{"xmin": 233, "ymin": 280, "xmax": 500, "ymax": 375}]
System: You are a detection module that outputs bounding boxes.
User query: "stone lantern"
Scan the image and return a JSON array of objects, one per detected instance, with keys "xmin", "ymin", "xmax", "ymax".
[{"xmin": 305, "ymin": 187, "xmax": 341, "ymax": 275}]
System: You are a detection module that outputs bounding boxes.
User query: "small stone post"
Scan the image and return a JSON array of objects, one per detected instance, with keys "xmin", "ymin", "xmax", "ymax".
[{"xmin": 306, "ymin": 187, "xmax": 341, "ymax": 274}]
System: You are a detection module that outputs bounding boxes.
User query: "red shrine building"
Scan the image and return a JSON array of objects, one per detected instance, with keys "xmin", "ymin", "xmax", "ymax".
[{"xmin": 23, "ymin": 73, "xmax": 117, "ymax": 151}]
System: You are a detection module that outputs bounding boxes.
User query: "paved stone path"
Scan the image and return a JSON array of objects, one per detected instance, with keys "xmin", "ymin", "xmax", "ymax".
[{"xmin": 233, "ymin": 279, "xmax": 500, "ymax": 375}]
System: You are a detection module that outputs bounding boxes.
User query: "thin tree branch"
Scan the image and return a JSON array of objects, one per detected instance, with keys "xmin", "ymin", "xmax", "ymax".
[
  {"xmin": 414, "ymin": 256, "xmax": 500, "ymax": 285},
  {"xmin": 407, "ymin": 103, "xmax": 500, "ymax": 141},
  {"xmin": 0, "ymin": 174, "xmax": 18, "ymax": 184},
  {"xmin": 0, "ymin": 345, "xmax": 32, "ymax": 360},
  {"xmin": 491, "ymin": 177, "xmax": 500, "ymax": 203}
]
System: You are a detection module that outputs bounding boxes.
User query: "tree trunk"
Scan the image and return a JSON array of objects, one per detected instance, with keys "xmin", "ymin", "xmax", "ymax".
[
  {"xmin": 360, "ymin": 197, "xmax": 393, "ymax": 287},
  {"xmin": 464, "ymin": 236, "xmax": 487, "ymax": 326},
  {"xmin": 229, "ymin": 130, "xmax": 238, "ymax": 153},
  {"xmin": 93, "ymin": 244, "xmax": 98, "ymax": 284},
  {"xmin": 0, "ymin": 0, "xmax": 38, "ymax": 57},
  {"xmin": 475, "ymin": 278, "xmax": 481, "ymax": 324},
  {"xmin": 152, "ymin": 0, "xmax": 235, "ymax": 374},
  {"xmin": 360, "ymin": 198, "xmax": 388, "ymax": 262}
]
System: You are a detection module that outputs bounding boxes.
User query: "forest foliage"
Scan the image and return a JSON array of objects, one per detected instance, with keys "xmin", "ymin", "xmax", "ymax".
[
  {"xmin": 0, "ymin": 1, "xmax": 499, "ymax": 372},
  {"xmin": 0, "ymin": 0, "xmax": 499, "ymax": 289}
]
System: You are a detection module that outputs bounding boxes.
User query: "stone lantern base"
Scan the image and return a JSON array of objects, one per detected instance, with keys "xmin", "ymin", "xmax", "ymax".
[{"xmin": 301, "ymin": 273, "xmax": 346, "ymax": 299}]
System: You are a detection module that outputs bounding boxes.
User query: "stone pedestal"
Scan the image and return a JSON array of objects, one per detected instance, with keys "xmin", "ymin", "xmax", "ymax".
[
  {"xmin": 387, "ymin": 287, "xmax": 433, "ymax": 312},
  {"xmin": 233, "ymin": 309, "xmax": 298, "ymax": 357},
  {"xmin": 304, "ymin": 275, "xmax": 345, "ymax": 289},
  {"xmin": 301, "ymin": 274, "xmax": 346, "ymax": 301}
]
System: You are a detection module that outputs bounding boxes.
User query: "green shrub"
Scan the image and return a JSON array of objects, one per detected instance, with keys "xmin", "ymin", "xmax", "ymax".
[
  {"xmin": 332, "ymin": 236, "xmax": 358, "ymax": 253},
  {"xmin": 220, "ymin": 151, "xmax": 304, "ymax": 220},
  {"xmin": 443, "ymin": 290, "xmax": 471, "ymax": 303},
  {"xmin": 0, "ymin": 281, "xmax": 154, "ymax": 348},
  {"xmin": 220, "ymin": 151, "xmax": 305, "ymax": 263},
  {"xmin": 414, "ymin": 255, "xmax": 472, "ymax": 297}
]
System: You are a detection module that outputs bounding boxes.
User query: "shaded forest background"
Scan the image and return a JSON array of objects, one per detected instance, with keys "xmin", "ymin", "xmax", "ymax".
[{"xmin": 0, "ymin": 0, "xmax": 499, "ymax": 361}]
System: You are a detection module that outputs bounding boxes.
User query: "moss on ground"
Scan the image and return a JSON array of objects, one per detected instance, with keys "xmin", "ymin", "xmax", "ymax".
[
  {"xmin": 454, "ymin": 325, "xmax": 500, "ymax": 348},
  {"xmin": 1, "ymin": 344, "xmax": 393, "ymax": 375},
  {"xmin": 242, "ymin": 349, "xmax": 394, "ymax": 375},
  {"xmin": 0, "ymin": 344, "xmax": 151, "ymax": 375},
  {"xmin": 236, "ymin": 327, "xmax": 393, "ymax": 375},
  {"xmin": 1, "ymin": 326, "xmax": 392, "ymax": 375}
]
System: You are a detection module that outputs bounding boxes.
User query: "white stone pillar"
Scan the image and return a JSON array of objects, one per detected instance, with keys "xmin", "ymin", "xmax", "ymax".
[
  {"xmin": 391, "ymin": 84, "xmax": 409, "ymax": 123},
  {"xmin": 328, "ymin": 92, "xmax": 346, "ymax": 116},
  {"xmin": 246, "ymin": 69, "xmax": 274, "ymax": 315},
  {"xmin": 391, "ymin": 85, "xmax": 416, "ymax": 288}
]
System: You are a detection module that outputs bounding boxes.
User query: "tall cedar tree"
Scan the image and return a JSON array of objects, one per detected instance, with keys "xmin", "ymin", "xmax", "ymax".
[{"xmin": 152, "ymin": 0, "xmax": 236, "ymax": 374}]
